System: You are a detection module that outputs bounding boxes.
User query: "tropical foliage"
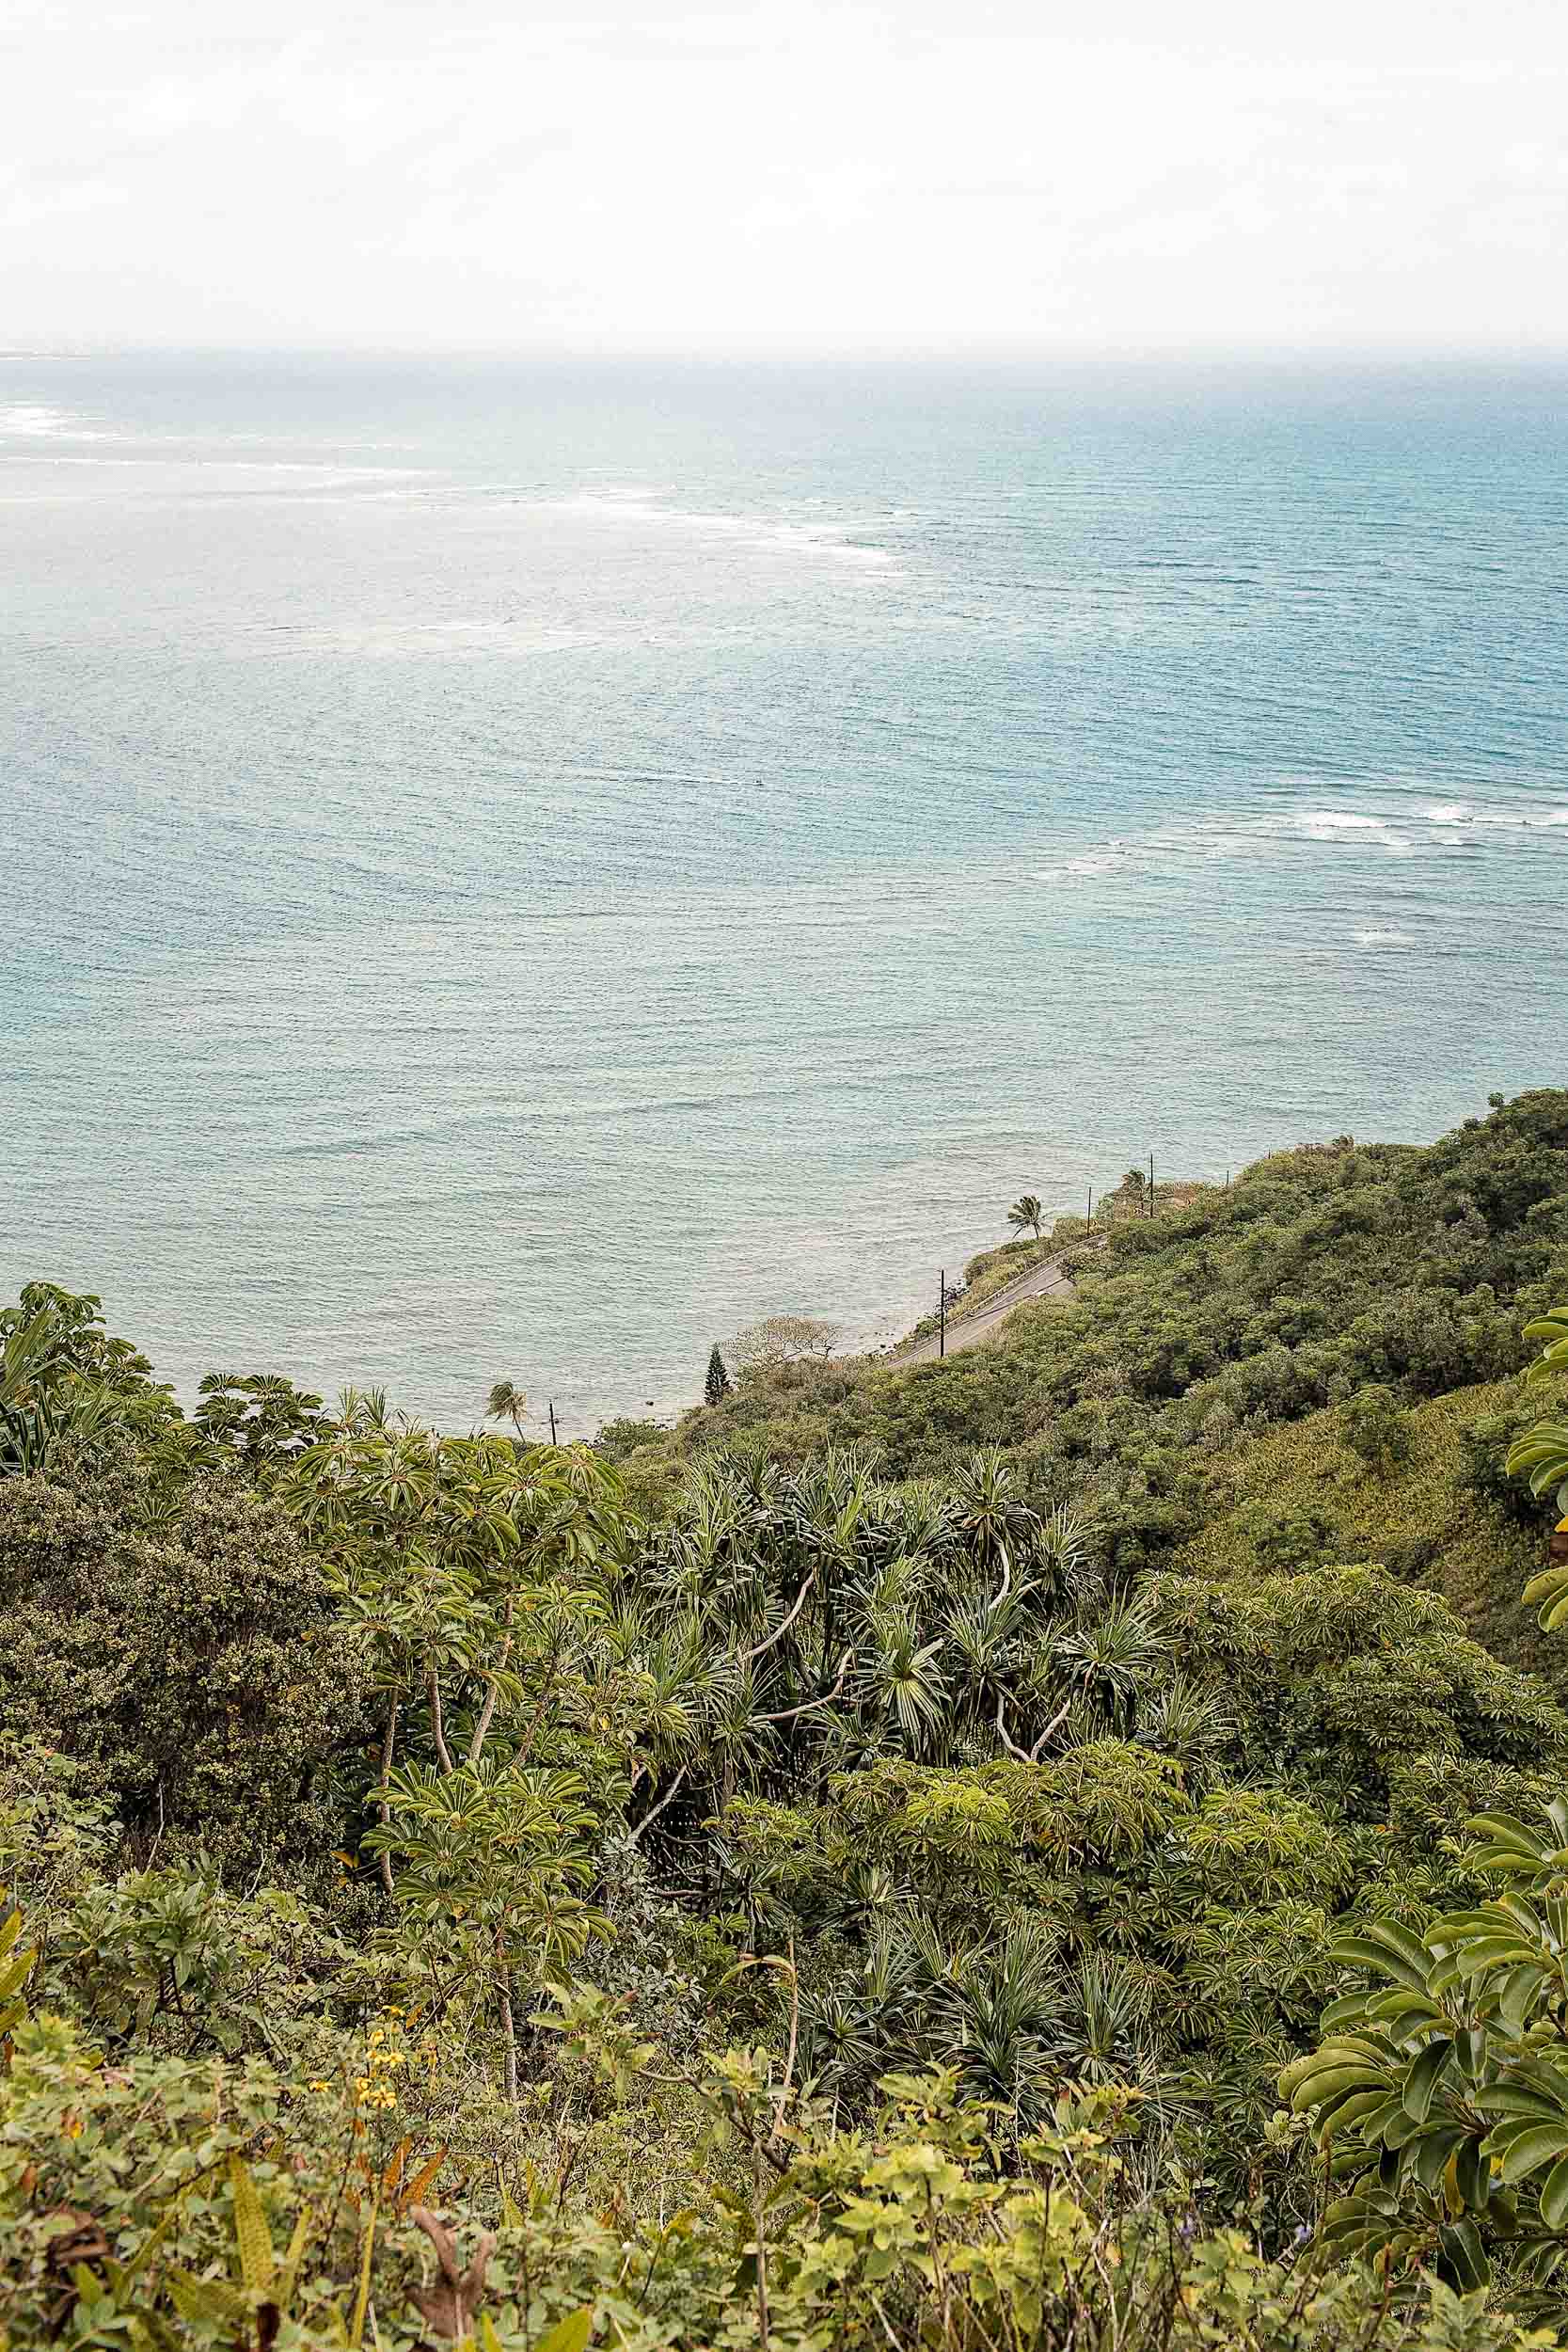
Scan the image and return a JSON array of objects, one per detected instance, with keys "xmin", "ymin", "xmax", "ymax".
[{"xmin": 6, "ymin": 1091, "xmax": 1568, "ymax": 2346}]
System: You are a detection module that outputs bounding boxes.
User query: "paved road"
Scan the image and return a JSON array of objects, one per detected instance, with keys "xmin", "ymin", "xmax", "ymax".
[{"xmin": 893, "ymin": 1248, "xmax": 1078, "ymax": 1366}]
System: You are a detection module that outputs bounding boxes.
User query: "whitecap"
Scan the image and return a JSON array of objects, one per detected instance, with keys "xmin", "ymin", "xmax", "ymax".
[
  {"xmin": 1354, "ymin": 929, "xmax": 1418, "ymax": 947},
  {"xmin": 1287, "ymin": 810, "xmax": 1413, "ymax": 852}
]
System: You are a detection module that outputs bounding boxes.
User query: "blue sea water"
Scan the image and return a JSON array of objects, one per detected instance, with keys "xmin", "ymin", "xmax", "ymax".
[{"xmin": 2, "ymin": 353, "xmax": 1565, "ymax": 1434}]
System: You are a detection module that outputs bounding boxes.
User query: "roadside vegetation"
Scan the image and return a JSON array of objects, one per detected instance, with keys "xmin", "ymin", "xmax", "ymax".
[{"xmin": 5, "ymin": 1089, "xmax": 1568, "ymax": 2348}]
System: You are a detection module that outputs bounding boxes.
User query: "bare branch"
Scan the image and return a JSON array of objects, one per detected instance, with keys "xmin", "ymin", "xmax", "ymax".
[
  {"xmin": 995, "ymin": 1687, "xmax": 1074, "ymax": 1764},
  {"xmin": 739, "ymin": 1573, "xmax": 815, "ymax": 1665},
  {"xmin": 990, "ymin": 1534, "xmax": 1013, "ymax": 1614},
  {"xmin": 758, "ymin": 1649, "xmax": 852, "ymax": 1724},
  {"xmin": 626, "ymin": 1760, "xmax": 690, "ymax": 1846},
  {"xmin": 994, "ymin": 1691, "xmax": 1030, "ymax": 1763},
  {"xmin": 407, "ymin": 2208, "xmax": 497, "ymax": 2339},
  {"xmin": 1031, "ymin": 1695, "xmax": 1074, "ymax": 1760}
]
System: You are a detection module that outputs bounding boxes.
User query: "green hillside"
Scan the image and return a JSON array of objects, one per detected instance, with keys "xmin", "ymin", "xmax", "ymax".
[
  {"xmin": 5, "ymin": 1089, "xmax": 1568, "ymax": 2348},
  {"xmin": 1171, "ymin": 1380, "xmax": 1555, "ymax": 1676},
  {"xmin": 624, "ymin": 1089, "xmax": 1568, "ymax": 1543}
]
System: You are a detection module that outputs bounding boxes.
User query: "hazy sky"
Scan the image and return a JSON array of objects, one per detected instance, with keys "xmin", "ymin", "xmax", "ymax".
[{"xmin": 5, "ymin": 0, "xmax": 1567, "ymax": 351}]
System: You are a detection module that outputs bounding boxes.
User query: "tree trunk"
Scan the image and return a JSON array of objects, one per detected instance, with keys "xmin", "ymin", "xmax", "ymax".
[
  {"xmin": 427, "ymin": 1666, "xmax": 454, "ymax": 1773},
  {"xmin": 498, "ymin": 1952, "xmax": 518, "ymax": 2106},
  {"xmin": 376, "ymin": 1695, "xmax": 398, "ymax": 1898}
]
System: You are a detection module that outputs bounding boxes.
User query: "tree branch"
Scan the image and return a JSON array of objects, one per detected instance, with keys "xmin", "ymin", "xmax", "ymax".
[
  {"xmin": 995, "ymin": 1688, "xmax": 1074, "ymax": 1764},
  {"xmin": 773, "ymin": 1933, "xmax": 799, "ymax": 2147},
  {"xmin": 514, "ymin": 1634, "xmax": 562, "ymax": 1766},
  {"xmin": 757, "ymin": 1649, "xmax": 852, "ymax": 1724},
  {"xmin": 1031, "ymin": 1695, "xmax": 1074, "ymax": 1760},
  {"xmin": 467, "ymin": 1625, "xmax": 514, "ymax": 1765},
  {"xmin": 994, "ymin": 1691, "xmax": 1030, "ymax": 1763},
  {"xmin": 738, "ymin": 1573, "xmax": 814, "ymax": 1665},
  {"xmin": 990, "ymin": 1534, "xmax": 1013, "ymax": 1615},
  {"xmin": 626, "ymin": 1760, "xmax": 690, "ymax": 1846},
  {"xmin": 497, "ymin": 1947, "xmax": 518, "ymax": 2107}
]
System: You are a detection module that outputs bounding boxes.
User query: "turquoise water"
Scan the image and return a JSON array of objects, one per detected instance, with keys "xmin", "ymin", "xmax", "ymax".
[{"xmin": 3, "ymin": 355, "xmax": 1565, "ymax": 1433}]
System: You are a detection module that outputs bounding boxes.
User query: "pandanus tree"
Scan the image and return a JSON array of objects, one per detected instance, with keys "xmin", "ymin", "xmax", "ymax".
[
  {"xmin": 0, "ymin": 1305, "xmax": 65, "ymax": 1478},
  {"xmin": 609, "ymin": 1442, "xmax": 1177, "ymax": 1851},
  {"xmin": 0, "ymin": 1283, "xmax": 171, "ymax": 1479},
  {"xmin": 951, "ymin": 1447, "xmax": 1040, "ymax": 1608}
]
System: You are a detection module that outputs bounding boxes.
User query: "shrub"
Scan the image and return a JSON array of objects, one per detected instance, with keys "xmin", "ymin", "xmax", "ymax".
[
  {"xmin": 1340, "ymin": 1384, "xmax": 1413, "ymax": 1476},
  {"xmin": 0, "ymin": 1459, "xmax": 365, "ymax": 1884}
]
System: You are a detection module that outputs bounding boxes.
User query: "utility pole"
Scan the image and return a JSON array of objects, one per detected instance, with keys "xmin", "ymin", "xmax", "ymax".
[
  {"xmin": 547, "ymin": 1398, "xmax": 558, "ymax": 1445},
  {"xmin": 1086, "ymin": 1187, "xmax": 1093, "ymax": 1231},
  {"xmin": 1148, "ymin": 1152, "xmax": 1155, "ymax": 1216},
  {"xmin": 939, "ymin": 1269, "xmax": 946, "ymax": 1359}
]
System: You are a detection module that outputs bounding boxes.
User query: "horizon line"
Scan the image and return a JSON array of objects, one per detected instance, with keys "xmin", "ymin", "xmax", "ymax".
[{"xmin": 8, "ymin": 336, "xmax": 1568, "ymax": 370}]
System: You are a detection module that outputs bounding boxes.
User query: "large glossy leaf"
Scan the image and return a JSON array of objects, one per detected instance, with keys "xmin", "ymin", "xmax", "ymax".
[
  {"xmin": 1401, "ymin": 2039, "xmax": 1453, "ymax": 2122},
  {"xmin": 1493, "ymin": 2122, "xmax": 1568, "ymax": 2185}
]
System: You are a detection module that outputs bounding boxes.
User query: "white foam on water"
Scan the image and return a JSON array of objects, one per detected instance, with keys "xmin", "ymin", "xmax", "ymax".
[
  {"xmin": 1354, "ymin": 929, "xmax": 1419, "ymax": 946},
  {"xmin": 1028, "ymin": 785, "xmax": 1539, "ymax": 892},
  {"xmin": 542, "ymin": 486, "xmax": 896, "ymax": 568},
  {"xmin": 1292, "ymin": 810, "xmax": 1392, "ymax": 835}
]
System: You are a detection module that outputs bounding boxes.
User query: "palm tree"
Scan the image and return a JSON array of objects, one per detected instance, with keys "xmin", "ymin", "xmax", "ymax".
[
  {"xmin": 1006, "ymin": 1194, "xmax": 1044, "ymax": 1240},
  {"xmin": 483, "ymin": 1378, "xmax": 529, "ymax": 1440}
]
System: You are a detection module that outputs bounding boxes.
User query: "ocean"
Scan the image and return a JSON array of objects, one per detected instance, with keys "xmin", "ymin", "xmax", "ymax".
[{"xmin": 2, "ymin": 353, "xmax": 1565, "ymax": 1435}]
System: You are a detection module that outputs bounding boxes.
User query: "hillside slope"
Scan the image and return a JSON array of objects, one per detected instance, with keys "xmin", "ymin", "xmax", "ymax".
[{"xmin": 621, "ymin": 1090, "xmax": 1568, "ymax": 1612}]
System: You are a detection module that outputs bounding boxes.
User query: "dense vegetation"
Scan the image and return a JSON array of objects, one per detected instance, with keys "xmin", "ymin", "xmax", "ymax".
[{"xmin": 6, "ymin": 1089, "xmax": 1568, "ymax": 2350}]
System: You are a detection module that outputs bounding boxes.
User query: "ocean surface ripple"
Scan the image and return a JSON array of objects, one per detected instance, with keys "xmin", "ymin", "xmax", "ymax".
[{"xmin": 3, "ymin": 356, "xmax": 1565, "ymax": 1431}]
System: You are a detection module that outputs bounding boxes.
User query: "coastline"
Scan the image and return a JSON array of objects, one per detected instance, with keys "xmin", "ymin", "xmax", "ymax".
[{"xmin": 621, "ymin": 1175, "xmax": 1211, "ymax": 1443}]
